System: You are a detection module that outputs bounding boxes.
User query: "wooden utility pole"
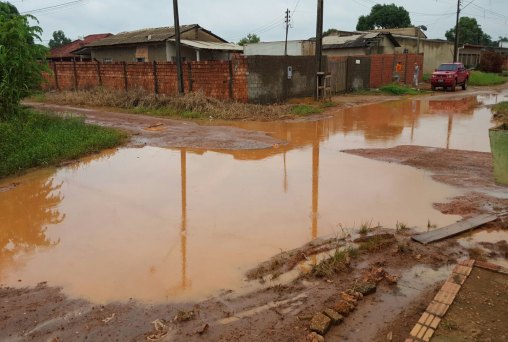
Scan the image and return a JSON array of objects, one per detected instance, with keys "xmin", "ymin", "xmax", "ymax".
[
  {"xmin": 284, "ymin": 9, "xmax": 290, "ymax": 56},
  {"xmin": 315, "ymin": 0, "xmax": 323, "ymax": 73},
  {"xmin": 173, "ymin": 0, "xmax": 184, "ymax": 95},
  {"xmin": 453, "ymin": 0, "xmax": 461, "ymax": 62},
  {"xmin": 315, "ymin": 0, "xmax": 324, "ymax": 100}
]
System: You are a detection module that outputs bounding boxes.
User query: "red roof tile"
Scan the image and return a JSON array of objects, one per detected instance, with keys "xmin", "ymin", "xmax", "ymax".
[{"xmin": 50, "ymin": 33, "xmax": 111, "ymax": 58}]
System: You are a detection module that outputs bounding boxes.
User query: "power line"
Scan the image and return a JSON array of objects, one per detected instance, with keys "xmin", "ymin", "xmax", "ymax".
[{"xmin": 20, "ymin": 0, "xmax": 87, "ymax": 15}]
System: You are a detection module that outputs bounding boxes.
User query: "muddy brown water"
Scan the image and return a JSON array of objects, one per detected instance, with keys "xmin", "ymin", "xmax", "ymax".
[{"xmin": 0, "ymin": 93, "xmax": 505, "ymax": 304}]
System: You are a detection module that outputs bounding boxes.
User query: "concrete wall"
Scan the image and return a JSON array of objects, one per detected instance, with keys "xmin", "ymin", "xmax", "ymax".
[
  {"xmin": 245, "ymin": 41, "xmax": 305, "ymax": 56},
  {"xmin": 246, "ymin": 56, "xmax": 323, "ymax": 104}
]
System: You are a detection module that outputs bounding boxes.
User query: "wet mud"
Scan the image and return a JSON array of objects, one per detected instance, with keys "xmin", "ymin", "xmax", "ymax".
[{"xmin": 2, "ymin": 85, "xmax": 507, "ymax": 341}]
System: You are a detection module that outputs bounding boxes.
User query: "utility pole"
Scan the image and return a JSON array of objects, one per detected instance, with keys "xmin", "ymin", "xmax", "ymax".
[
  {"xmin": 315, "ymin": 0, "xmax": 324, "ymax": 100},
  {"xmin": 453, "ymin": 0, "xmax": 461, "ymax": 62},
  {"xmin": 284, "ymin": 9, "xmax": 291, "ymax": 56},
  {"xmin": 173, "ymin": 0, "xmax": 184, "ymax": 95}
]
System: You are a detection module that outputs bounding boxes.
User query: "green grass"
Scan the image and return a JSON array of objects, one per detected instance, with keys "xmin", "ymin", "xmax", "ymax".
[
  {"xmin": 492, "ymin": 101, "xmax": 508, "ymax": 123},
  {"xmin": 0, "ymin": 109, "xmax": 127, "ymax": 178},
  {"xmin": 290, "ymin": 104, "xmax": 323, "ymax": 116},
  {"xmin": 469, "ymin": 71, "xmax": 505, "ymax": 86},
  {"xmin": 379, "ymin": 83, "xmax": 421, "ymax": 95},
  {"xmin": 311, "ymin": 247, "xmax": 358, "ymax": 278},
  {"xmin": 422, "ymin": 73, "xmax": 431, "ymax": 82}
]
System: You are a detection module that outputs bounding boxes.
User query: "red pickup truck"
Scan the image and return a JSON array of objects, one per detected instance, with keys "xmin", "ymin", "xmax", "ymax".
[{"xmin": 430, "ymin": 63, "xmax": 469, "ymax": 92}]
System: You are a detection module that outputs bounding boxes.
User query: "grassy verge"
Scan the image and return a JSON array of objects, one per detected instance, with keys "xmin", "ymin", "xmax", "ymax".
[
  {"xmin": 0, "ymin": 109, "xmax": 127, "ymax": 178},
  {"xmin": 379, "ymin": 83, "xmax": 422, "ymax": 95},
  {"xmin": 469, "ymin": 71, "xmax": 505, "ymax": 86},
  {"xmin": 31, "ymin": 89, "xmax": 330, "ymax": 121},
  {"xmin": 492, "ymin": 101, "xmax": 508, "ymax": 123}
]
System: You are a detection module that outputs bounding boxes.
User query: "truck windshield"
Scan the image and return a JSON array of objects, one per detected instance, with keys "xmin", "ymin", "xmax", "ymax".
[{"xmin": 437, "ymin": 64, "xmax": 458, "ymax": 71}]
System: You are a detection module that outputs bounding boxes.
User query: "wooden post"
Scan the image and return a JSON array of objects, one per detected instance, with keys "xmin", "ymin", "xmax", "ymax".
[
  {"xmin": 187, "ymin": 63, "xmax": 193, "ymax": 92},
  {"xmin": 96, "ymin": 61, "xmax": 102, "ymax": 87},
  {"xmin": 404, "ymin": 54, "xmax": 409, "ymax": 84},
  {"xmin": 153, "ymin": 61, "xmax": 159, "ymax": 95},
  {"xmin": 228, "ymin": 60, "xmax": 234, "ymax": 100},
  {"xmin": 52, "ymin": 62, "xmax": 60, "ymax": 91},
  {"xmin": 123, "ymin": 62, "xmax": 128, "ymax": 91},
  {"xmin": 381, "ymin": 56, "xmax": 385, "ymax": 85},
  {"xmin": 72, "ymin": 60, "xmax": 78, "ymax": 90}
]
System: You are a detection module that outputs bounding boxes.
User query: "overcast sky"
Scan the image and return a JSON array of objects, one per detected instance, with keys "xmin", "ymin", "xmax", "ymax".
[{"xmin": 10, "ymin": 0, "xmax": 508, "ymax": 44}]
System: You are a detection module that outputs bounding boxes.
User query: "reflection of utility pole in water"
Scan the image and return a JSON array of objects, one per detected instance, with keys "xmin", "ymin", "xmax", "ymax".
[
  {"xmin": 446, "ymin": 114, "xmax": 454, "ymax": 149},
  {"xmin": 180, "ymin": 149, "xmax": 188, "ymax": 289},
  {"xmin": 283, "ymin": 152, "xmax": 288, "ymax": 193},
  {"xmin": 311, "ymin": 124, "xmax": 320, "ymax": 264}
]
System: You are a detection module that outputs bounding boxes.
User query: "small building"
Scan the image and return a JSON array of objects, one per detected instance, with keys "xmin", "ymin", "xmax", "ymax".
[
  {"xmin": 49, "ymin": 34, "xmax": 112, "ymax": 62},
  {"xmin": 365, "ymin": 28, "xmax": 454, "ymax": 73},
  {"xmin": 84, "ymin": 25, "xmax": 242, "ymax": 63}
]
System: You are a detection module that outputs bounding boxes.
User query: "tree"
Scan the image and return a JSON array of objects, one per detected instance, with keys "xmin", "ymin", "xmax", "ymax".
[
  {"xmin": 0, "ymin": 2, "xmax": 48, "ymax": 119},
  {"xmin": 0, "ymin": 1, "xmax": 18, "ymax": 17},
  {"xmin": 445, "ymin": 17, "xmax": 492, "ymax": 46},
  {"xmin": 323, "ymin": 28, "xmax": 340, "ymax": 37},
  {"xmin": 356, "ymin": 4, "xmax": 411, "ymax": 30},
  {"xmin": 238, "ymin": 33, "xmax": 260, "ymax": 46},
  {"xmin": 48, "ymin": 30, "xmax": 72, "ymax": 49}
]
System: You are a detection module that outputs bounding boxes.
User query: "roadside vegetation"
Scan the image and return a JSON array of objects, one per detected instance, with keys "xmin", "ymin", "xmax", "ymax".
[
  {"xmin": 468, "ymin": 71, "xmax": 505, "ymax": 86},
  {"xmin": 379, "ymin": 83, "xmax": 423, "ymax": 95},
  {"xmin": 492, "ymin": 101, "xmax": 508, "ymax": 123},
  {"xmin": 31, "ymin": 88, "xmax": 331, "ymax": 121},
  {"xmin": 0, "ymin": 110, "xmax": 126, "ymax": 178},
  {"xmin": 0, "ymin": 4, "xmax": 126, "ymax": 178}
]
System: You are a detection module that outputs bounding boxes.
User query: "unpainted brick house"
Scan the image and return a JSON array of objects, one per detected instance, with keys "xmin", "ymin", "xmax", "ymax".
[{"xmin": 84, "ymin": 24, "xmax": 242, "ymax": 63}]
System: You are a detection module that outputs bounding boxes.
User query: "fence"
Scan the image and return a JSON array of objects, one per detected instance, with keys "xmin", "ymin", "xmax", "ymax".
[
  {"xmin": 328, "ymin": 53, "xmax": 424, "ymax": 93},
  {"xmin": 44, "ymin": 57, "xmax": 249, "ymax": 102},
  {"xmin": 43, "ymin": 53, "xmax": 425, "ymax": 103}
]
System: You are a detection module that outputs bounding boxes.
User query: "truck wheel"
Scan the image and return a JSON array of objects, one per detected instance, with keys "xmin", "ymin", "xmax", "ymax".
[
  {"xmin": 431, "ymin": 84, "xmax": 436, "ymax": 91},
  {"xmin": 462, "ymin": 79, "xmax": 468, "ymax": 90},
  {"xmin": 450, "ymin": 80, "xmax": 456, "ymax": 92}
]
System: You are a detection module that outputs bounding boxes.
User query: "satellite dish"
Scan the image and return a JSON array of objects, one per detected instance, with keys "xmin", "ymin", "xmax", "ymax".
[{"xmin": 420, "ymin": 25, "xmax": 428, "ymax": 31}]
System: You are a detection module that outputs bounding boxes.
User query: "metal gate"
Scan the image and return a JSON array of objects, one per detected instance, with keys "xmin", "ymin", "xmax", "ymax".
[
  {"xmin": 346, "ymin": 56, "xmax": 371, "ymax": 91},
  {"xmin": 328, "ymin": 58, "xmax": 347, "ymax": 93}
]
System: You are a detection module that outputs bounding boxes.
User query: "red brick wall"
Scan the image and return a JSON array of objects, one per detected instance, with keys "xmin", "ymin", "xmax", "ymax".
[
  {"xmin": 43, "ymin": 56, "xmax": 249, "ymax": 102},
  {"xmin": 369, "ymin": 53, "xmax": 424, "ymax": 88}
]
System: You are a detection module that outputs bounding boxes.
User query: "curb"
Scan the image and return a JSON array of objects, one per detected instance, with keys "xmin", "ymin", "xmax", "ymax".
[{"xmin": 405, "ymin": 259, "xmax": 508, "ymax": 342}]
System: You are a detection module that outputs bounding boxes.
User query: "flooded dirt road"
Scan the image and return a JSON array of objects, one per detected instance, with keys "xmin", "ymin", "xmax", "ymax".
[{"xmin": 2, "ymin": 88, "xmax": 508, "ymax": 341}]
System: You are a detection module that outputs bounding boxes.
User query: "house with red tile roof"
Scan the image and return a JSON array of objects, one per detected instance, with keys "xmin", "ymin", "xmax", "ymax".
[{"xmin": 49, "ymin": 34, "xmax": 112, "ymax": 61}]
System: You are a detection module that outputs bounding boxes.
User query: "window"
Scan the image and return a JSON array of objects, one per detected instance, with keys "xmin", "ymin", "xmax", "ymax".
[
  {"xmin": 103, "ymin": 58, "xmax": 113, "ymax": 63},
  {"xmin": 135, "ymin": 58, "xmax": 146, "ymax": 62}
]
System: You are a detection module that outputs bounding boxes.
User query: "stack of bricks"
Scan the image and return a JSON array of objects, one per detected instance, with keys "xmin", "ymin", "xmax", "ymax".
[{"xmin": 405, "ymin": 259, "xmax": 475, "ymax": 342}]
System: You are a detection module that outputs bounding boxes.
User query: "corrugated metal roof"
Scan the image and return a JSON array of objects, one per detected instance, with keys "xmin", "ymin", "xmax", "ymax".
[
  {"xmin": 322, "ymin": 32, "xmax": 400, "ymax": 50},
  {"xmin": 86, "ymin": 25, "xmax": 199, "ymax": 47},
  {"xmin": 174, "ymin": 39, "xmax": 243, "ymax": 52}
]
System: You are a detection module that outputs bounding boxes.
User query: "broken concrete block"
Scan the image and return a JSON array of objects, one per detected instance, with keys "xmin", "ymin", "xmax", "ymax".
[
  {"xmin": 323, "ymin": 308, "xmax": 343, "ymax": 325},
  {"xmin": 333, "ymin": 300, "xmax": 354, "ymax": 317},
  {"xmin": 355, "ymin": 282, "xmax": 377, "ymax": 296},
  {"xmin": 309, "ymin": 312, "xmax": 332, "ymax": 335},
  {"xmin": 307, "ymin": 332, "xmax": 325, "ymax": 342}
]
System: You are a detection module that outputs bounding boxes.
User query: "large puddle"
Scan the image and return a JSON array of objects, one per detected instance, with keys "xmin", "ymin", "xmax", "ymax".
[{"xmin": 0, "ymin": 93, "xmax": 503, "ymax": 304}]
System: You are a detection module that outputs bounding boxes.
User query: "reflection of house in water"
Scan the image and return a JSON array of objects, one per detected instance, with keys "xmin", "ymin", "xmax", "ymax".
[
  {"xmin": 425, "ymin": 97, "xmax": 479, "ymax": 115},
  {"xmin": 0, "ymin": 170, "xmax": 64, "ymax": 275}
]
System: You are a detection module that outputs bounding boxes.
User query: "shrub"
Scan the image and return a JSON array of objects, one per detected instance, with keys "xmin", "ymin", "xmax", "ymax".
[{"xmin": 478, "ymin": 51, "xmax": 504, "ymax": 73}]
